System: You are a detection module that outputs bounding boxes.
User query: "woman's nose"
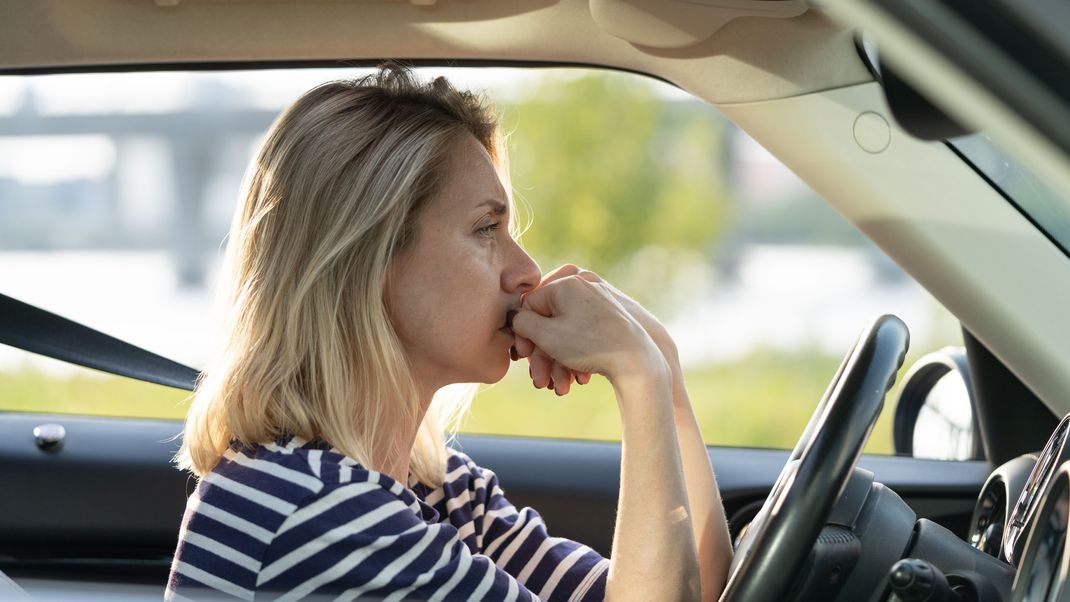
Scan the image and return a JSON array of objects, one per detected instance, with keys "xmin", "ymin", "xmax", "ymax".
[{"xmin": 503, "ymin": 241, "xmax": 541, "ymax": 295}]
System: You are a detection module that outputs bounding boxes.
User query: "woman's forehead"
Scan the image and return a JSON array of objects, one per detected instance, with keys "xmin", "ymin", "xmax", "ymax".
[{"xmin": 432, "ymin": 136, "xmax": 510, "ymax": 218}]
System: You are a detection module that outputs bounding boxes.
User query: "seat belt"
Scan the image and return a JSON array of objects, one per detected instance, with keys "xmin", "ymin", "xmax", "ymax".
[{"xmin": 0, "ymin": 292, "xmax": 199, "ymax": 391}]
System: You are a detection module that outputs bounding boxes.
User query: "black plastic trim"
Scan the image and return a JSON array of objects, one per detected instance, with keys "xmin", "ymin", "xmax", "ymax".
[
  {"xmin": 871, "ymin": 0, "xmax": 1070, "ymax": 167},
  {"xmin": 963, "ymin": 328, "xmax": 1058, "ymax": 467},
  {"xmin": 0, "ymin": 58, "xmax": 673, "ymax": 87}
]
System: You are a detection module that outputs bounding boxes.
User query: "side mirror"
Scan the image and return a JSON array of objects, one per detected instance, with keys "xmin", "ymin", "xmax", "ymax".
[{"xmin": 893, "ymin": 347, "xmax": 984, "ymax": 460}]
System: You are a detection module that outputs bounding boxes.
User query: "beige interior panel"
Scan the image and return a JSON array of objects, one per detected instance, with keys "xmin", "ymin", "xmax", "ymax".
[
  {"xmin": 0, "ymin": 0, "xmax": 870, "ymax": 104},
  {"xmin": 719, "ymin": 82, "xmax": 1070, "ymax": 414}
]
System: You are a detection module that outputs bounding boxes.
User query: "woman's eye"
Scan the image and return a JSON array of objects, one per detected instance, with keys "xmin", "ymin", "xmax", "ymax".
[{"xmin": 476, "ymin": 222, "xmax": 501, "ymax": 238}]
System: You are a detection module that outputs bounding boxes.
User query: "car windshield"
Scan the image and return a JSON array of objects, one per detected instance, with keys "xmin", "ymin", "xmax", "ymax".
[{"xmin": 950, "ymin": 133, "xmax": 1070, "ymax": 257}]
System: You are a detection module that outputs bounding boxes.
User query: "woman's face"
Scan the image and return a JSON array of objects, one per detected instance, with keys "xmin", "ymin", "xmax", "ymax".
[{"xmin": 386, "ymin": 134, "xmax": 540, "ymax": 392}]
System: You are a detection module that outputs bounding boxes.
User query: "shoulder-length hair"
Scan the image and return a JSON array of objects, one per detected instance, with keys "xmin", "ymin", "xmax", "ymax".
[{"xmin": 177, "ymin": 65, "xmax": 507, "ymax": 487}]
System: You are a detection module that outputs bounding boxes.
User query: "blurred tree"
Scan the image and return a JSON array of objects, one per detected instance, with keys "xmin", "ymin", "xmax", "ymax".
[{"xmin": 501, "ymin": 71, "xmax": 731, "ymax": 314}]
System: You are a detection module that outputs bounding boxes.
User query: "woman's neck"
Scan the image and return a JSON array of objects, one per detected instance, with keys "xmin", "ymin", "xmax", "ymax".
[{"xmin": 380, "ymin": 387, "xmax": 434, "ymax": 487}]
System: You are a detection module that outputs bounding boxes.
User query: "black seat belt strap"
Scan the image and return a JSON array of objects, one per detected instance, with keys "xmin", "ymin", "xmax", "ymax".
[{"xmin": 0, "ymin": 292, "xmax": 199, "ymax": 391}]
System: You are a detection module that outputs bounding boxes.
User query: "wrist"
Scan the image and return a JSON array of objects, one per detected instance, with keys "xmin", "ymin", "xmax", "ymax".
[
  {"xmin": 613, "ymin": 360, "xmax": 676, "ymax": 425},
  {"xmin": 608, "ymin": 338, "xmax": 672, "ymax": 391},
  {"xmin": 648, "ymin": 333, "xmax": 683, "ymax": 383},
  {"xmin": 659, "ymin": 337, "xmax": 682, "ymax": 374}
]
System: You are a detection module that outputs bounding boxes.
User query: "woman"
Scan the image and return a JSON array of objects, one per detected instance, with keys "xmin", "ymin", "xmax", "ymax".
[{"xmin": 166, "ymin": 65, "xmax": 732, "ymax": 601}]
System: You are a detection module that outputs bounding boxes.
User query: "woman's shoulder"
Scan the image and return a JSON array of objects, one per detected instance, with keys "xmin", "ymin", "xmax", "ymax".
[
  {"xmin": 202, "ymin": 436, "xmax": 436, "ymax": 525},
  {"xmin": 204, "ymin": 438, "xmax": 499, "ymax": 521},
  {"xmin": 230, "ymin": 435, "xmax": 420, "ymax": 494},
  {"xmin": 435, "ymin": 446, "xmax": 494, "ymax": 490},
  {"xmin": 417, "ymin": 446, "xmax": 505, "ymax": 512}
]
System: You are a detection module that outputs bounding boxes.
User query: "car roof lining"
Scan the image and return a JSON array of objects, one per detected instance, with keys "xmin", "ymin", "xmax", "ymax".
[{"xmin": 0, "ymin": 0, "xmax": 872, "ymax": 106}]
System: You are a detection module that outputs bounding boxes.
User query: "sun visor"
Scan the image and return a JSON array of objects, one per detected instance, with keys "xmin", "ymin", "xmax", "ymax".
[{"xmin": 590, "ymin": 0, "xmax": 807, "ymax": 49}]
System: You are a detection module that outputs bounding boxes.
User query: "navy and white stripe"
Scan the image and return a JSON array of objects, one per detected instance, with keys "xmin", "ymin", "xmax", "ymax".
[{"xmin": 166, "ymin": 436, "xmax": 608, "ymax": 601}]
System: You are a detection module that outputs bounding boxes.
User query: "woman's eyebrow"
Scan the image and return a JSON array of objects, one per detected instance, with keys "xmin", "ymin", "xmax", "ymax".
[{"xmin": 476, "ymin": 199, "xmax": 508, "ymax": 216}]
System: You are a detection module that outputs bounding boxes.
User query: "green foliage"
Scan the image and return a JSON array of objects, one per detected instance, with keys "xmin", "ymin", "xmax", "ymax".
[
  {"xmin": 464, "ymin": 350, "xmax": 894, "ymax": 455},
  {"xmin": 501, "ymin": 71, "xmax": 731, "ymax": 313},
  {"xmin": 0, "ymin": 365, "xmax": 191, "ymax": 420}
]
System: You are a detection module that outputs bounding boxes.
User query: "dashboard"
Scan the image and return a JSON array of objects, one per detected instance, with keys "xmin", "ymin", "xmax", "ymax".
[{"xmin": 968, "ymin": 414, "xmax": 1070, "ymax": 601}]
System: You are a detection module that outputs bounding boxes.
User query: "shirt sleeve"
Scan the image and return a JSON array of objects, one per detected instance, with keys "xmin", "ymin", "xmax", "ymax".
[
  {"xmin": 459, "ymin": 453, "xmax": 610, "ymax": 602},
  {"xmin": 255, "ymin": 481, "xmax": 541, "ymax": 601}
]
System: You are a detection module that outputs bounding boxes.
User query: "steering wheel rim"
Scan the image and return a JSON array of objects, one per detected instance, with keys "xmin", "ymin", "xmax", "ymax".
[{"xmin": 720, "ymin": 314, "xmax": 910, "ymax": 602}]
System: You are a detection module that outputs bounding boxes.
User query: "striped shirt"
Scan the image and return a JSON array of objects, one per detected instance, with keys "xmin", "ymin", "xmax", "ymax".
[{"xmin": 166, "ymin": 436, "xmax": 609, "ymax": 601}]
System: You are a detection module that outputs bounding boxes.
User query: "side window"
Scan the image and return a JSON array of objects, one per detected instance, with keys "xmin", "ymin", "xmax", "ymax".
[
  {"xmin": 0, "ymin": 68, "xmax": 959, "ymax": 451},
  {"xmin": 461, "ymin": 71, "xmax": 962, "ymax": 454}
]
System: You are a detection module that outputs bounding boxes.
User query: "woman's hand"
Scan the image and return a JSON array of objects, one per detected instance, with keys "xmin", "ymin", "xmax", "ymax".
[
  {"xmin": 510, "ymin": 275, "xmax": 665, "ymax": 386},
  {"xmin": 514, "ymin": 264, "xmax": 679, "ymax": 394}
]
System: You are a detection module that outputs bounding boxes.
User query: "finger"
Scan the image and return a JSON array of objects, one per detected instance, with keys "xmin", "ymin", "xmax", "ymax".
[
  {"xmin": 574, "ymin": 268, "xmax": 602, "ymax": 284},
  {"xmin": 529, "ymin": 349, "xmax": 554, "ymax": 389},
  {"xmin": 565, "ymin": 368, "xmax": 581, "ymax": 387},
  {"xmin": 562, "ymin": 369, "xmax": 576, "ymax": 395},
  {"xmin": 515, "ymin": 285, "xmax": 558, "ymax": 322},
  {"xmin": 552, "ymin": 361, "xmax": 572, "ymax": 396},
  {"xmin": 514, "ymin": 334, "xmax": 536, "ymax": 358},
  {"xmin": 511, "ymin": 304, "xmax": 557, "ymax": 342},
  {"xmin": 539, "ymin": 264, "xmax": 581, "ymax": 287}
]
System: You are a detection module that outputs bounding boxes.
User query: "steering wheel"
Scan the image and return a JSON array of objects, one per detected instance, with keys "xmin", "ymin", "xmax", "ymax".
[{"xmin": 720, "ymin": 315, "xmax": 910, "ymax": 602}]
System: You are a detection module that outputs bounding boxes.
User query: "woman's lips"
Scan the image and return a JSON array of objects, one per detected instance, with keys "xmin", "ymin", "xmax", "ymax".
[{"xmin": 498, "ymin": 309, "xmax": 518, "ymax": 337}]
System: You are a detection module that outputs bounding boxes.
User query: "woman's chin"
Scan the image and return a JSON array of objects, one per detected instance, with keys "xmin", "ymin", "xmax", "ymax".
[{"xmin": 479, "ymin": 350, "xmax": 513, "ymax": 384}]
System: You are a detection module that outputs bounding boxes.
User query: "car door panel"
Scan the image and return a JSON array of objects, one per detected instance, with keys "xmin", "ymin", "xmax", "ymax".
[
  {"xmin": 463, "ymin": 435, "xmax": 990, "ymax": 556},
  {"xmin": 0, "ymin": 413, "xmax": 988, "ymax": 587}
]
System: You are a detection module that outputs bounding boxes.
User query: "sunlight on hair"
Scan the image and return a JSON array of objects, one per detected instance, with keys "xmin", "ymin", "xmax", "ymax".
[{"xmin": 176, "ymin": 64, "xmax": 505, "ymax": 489}]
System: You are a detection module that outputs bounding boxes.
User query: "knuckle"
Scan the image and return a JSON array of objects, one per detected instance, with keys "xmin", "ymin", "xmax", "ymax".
[
  {"xmin": 578, "ymin": 268, "xmax": 601, "ymax": 281},
  {"xmin": 560, "ymin": 275, "xmax": 590, "ymax": 297}
]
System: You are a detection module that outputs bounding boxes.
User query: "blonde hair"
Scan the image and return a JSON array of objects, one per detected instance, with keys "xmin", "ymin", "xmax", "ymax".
[{"xmin": 177, "ymin": 65, "xmax": 505, "ymax": 487}]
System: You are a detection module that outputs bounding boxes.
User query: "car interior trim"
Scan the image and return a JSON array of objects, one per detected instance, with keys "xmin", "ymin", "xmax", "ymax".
[{"xmin": 718, "ymin": 82, "xmax": 1070, "ymax": 421}]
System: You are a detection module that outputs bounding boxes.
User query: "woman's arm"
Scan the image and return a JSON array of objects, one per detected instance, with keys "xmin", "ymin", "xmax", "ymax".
[
  {"xmin": 512, "ymin": 279, "xmax": 702, "ymax": 601},
  {"xmin": 664, "ymin": 346, "xmax": 734, "ymax": 601},
  {"xmin": 605, "ymin": 354, "xmax": 701, "ymax": 602},
  {"xmin": 518, "ymin": 264, "xmax": 734, "ymax": 599},
  {"xmin": 610, "ymin": 309, "xmax": 733, "ymax": 600},
  {"xmin": 613, "ymin": 319, "xmax": 733, "ymax": 601}
]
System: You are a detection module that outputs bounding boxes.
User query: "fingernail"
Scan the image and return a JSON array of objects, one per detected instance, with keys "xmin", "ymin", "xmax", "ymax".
[{"xmin": 510, "ymin": 346, "xmax": 518, "ymax": 361}]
